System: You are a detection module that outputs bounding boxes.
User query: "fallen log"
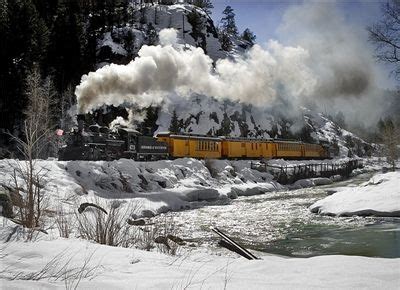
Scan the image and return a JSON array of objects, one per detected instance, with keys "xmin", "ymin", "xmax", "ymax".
[
  {"xmin": 78, "ymin": 202, "xmax": 108, "ymax": 215},
  {"xmin": 211, "ymin": 227, "xmax": 259, "ymax": 260}
]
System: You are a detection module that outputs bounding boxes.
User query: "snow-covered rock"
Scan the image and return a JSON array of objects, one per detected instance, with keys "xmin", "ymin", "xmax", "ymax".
[
  {"xmin": 310, "ymin": 171, "xmax": 400, "ymax": 217},
  {"xmin": 290, "ymin": 177, "xmax": 333, "ymax": 189}
]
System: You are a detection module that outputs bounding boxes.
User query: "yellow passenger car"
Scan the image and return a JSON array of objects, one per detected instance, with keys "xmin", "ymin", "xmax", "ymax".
[
  {"xmin": 303, "ymin": 143, "xmax": 326, "ymax": 159},
  {"xmin": 221, "ymin": 138, "xmax": 276, "ymax": 159},
  {"xmin": 156, "ymin": 132, "xmax": 329, "ymax": 160},
  {"xmin": 156, "ymin": 133, "xmax": 222, "ymax": 159},
  {"xmin": 275, "ymin": 141, "xmax": 304, "ymax": 159}
]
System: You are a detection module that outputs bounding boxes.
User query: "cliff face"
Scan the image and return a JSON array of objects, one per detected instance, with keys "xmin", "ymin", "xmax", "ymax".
[{"xmin": 96, "ymin": 3, "xmax": 250, "ymax": 66}]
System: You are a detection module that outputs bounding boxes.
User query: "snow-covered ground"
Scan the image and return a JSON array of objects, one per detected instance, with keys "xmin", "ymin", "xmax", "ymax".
[
  {"xmin": 1, "ymin": 232, "xmax": 399, "ymax": 289},
  {"xmin": 1, "ymin": 158, "xmax": 399, "ymax": 288},
  {"xmin": 310, "ymin": 171, "xmax": 400, "ymax": 217},
  {"xmin": 0, "ymin": 158, "xmax": 282, "ymax": 218}
]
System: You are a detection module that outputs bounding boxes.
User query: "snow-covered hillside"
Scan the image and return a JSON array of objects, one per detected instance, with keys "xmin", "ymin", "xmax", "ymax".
[
  {"xmin": 83, "ymin": 2, "xmax": 373, "ymax": 158},
  {"xmin": 154, "ymin": 95, "xmax": 371, "ymax": 157},
  {"xmin": 96, "ymin": 3, "xmax": 250, "ymax": 66}
]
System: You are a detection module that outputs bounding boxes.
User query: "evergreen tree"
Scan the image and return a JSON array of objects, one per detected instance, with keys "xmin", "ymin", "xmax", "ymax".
[
  {"xmin": 47, "ymin": 1, "xmax": 84, "ymax": 91},
  {"xmin": 241, "ymin": 28, "xmax": 256, "ymax": 46},
  {"xmin": 146, "ymin": 22, "xmax": 158, "ymax": 45},
  {"xmin": 187, "ymin": 8, "xmax": 206, "ymax": 51},
  {"xmin": 219, "ymin": 31, "xmax": 232, "ymax": 51},
  {"xmin": 331, "ymin": 137, "xmax": 340, "ymax": 156},
  {"xmin": 216, "ymin": 112, "xmax": 232, "ymax": 136},
  {"xmin": 142, "ymin": 106, "xmax": 159, "ymax": 135},
  {"xmin": 1, "ymin": 0, "xmax": 50, "ymax": 134},
  {"xmin": 298, "ymin": 125, "xmax": 313, "ymax": 143},
  {"xmin": 192, "ymin": 0, "xmax": 213, "ymax": 15},
  {"xmin": 169, "ymin": 110, "xmax": 180, "ymax": 134},
  {"xmin": 124, "ymin": 30, "xmax": 136, "ymax": 58},
  {"xmin": 220, "ymin": 6, "xmax": 238, "ymax": 36}
]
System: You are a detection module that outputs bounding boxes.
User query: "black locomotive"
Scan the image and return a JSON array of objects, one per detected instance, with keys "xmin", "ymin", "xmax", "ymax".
[{"xmin": 58, "ymin": 118, "xmax": 168, "ymax": 161}]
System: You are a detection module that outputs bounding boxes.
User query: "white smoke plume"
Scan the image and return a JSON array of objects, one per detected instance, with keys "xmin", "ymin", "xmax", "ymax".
[
  {"xmin": 278, "ymin": 2, "xmax": 391, "ymax": 125},
  {"xmin": 75, "ymin": 28, "xmax": 316, "ymax": 113},
  {"xmin": 76, "ymin": 3, "xmax": 391, "ymax": 128},
  {"xmin": 109, "ymin": 108, "xmax": 146, "ymax": 130}
]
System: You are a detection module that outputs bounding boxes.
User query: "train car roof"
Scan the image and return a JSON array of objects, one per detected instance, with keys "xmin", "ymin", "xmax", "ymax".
[
  {"xmin": 155, "ymin": 132, "xmax": 322, "ymax": 146},
  {"xmin": 221, "ymin": 137, "xmax": 274, "ymax": 142},
  {"xmin": 156, "ymin": 132, "xmax": 222, "ymax": 141}
]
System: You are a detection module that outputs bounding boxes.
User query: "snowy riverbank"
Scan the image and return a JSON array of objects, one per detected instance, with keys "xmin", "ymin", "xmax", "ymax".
[
  {"xmin": 1, "ymin": 234, "xmax": 399, "ymax": 289},
  {"xmin": 1, "ymin": 159, "xmax": 399, "ymax": 288},
  {"xmin": 310, "ymin": 171, "xmax": 400, "ymax": 217},
  {"xmin": 0, "ymin": 158, "xmax": 283, "ymax": 218}
]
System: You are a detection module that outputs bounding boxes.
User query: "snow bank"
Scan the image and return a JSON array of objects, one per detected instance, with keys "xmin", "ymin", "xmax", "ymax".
[
  {"xmin": 310, "ymin": 171, "xmax": 400, "ymax": 217},
  {"xmin": 0, "ymin": 158, "xmax": 275, "ymax": 218},
  {"xmin": 1, "ymin": 237, "xmax": 399, "ymax": 289}
]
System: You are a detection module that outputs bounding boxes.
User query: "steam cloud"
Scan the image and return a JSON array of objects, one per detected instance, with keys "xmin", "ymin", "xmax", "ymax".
[
  {"xmin": 76, "ymin": 29, "xmax": 316, "ymax": 113},
  {"xmin": 76, "ymin": 2, "xmax": 390, "ymax": 126}
]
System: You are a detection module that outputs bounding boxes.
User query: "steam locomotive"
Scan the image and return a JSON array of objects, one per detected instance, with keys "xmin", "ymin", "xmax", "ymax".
[
  {"xmin": 58, "ymin": 117, "xmax": 330, "ymax": 161},
  {"xmin": 58, "ymin": 118, "xmax": 168, "ymax": 161}
]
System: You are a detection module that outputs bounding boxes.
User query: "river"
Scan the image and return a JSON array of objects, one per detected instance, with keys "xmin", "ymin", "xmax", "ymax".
[{"xmin": 152, "ymin": 173, "xmax": 400, "ymax": 258}]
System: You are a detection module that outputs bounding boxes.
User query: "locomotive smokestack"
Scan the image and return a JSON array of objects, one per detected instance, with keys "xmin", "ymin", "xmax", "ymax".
[{"xmin": 77, "ymin": 114, "xmax": 85, "ymax": 134}]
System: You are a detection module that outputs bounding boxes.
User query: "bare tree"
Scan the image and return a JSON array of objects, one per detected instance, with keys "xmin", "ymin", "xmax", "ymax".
[
  {"xmin": 8, "ymin": 66, "xmax": 55, "ymax": 230},
  {"xmin": 368, "ymin": 0, "xmax": 400, "ymax": 79},
  {"xmin": 379, "ymin": 118, "xmax": 399, "ymax": 170},
  {"xmin": 60, "ymin": 84, "xmax": 76, "ymax": 131}
]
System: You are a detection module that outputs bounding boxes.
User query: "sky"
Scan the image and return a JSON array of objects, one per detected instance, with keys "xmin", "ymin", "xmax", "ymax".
[
  {"xmin": 210, "ymin": 0, "xmax": 396, "ymax": 89},
  {"xmin": 211, "ymin": 0, "xmax": 383, "ymax": 42}
]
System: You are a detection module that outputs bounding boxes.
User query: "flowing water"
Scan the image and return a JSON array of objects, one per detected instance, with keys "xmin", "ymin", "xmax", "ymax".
[{"xmin": 154, "ymin": 173, "xmax": 400, "ymax": 258}]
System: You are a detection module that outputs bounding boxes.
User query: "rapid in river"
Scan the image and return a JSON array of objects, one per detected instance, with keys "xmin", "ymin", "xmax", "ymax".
[{"xmin": 152, "ymin": 173, "xmax": 400, "ymax": 258}]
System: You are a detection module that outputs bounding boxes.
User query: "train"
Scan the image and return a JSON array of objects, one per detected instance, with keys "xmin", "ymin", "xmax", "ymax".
[{"xmin": 58, "ymin": 119, "xmax": 330, "ymax": 161}]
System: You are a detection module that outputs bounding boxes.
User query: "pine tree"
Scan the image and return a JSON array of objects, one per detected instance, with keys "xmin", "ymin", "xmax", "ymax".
[
  {"xmin": 219, "ymin": 31, "xmax": 232, "ymax": 51},
  {"xmin": 169, "ymin": 110, "xmax": 180, "ymax": 134},
  {"xmin": 220, "ymin": 6, "xmax": 238, "ymax": 36},
  {"xmin": 146, "ymin": 22, "xmax": 158, "ymax": 45},
  {"xmin": 187, "ymin": 8, "xmax": 206, "ymax": 50},
  {"xmin": 331, "ymin": 137, "xmax": 340, "ymax": 156},
  {"xmin": 192, "ymin": 0, "xmax": 213, "ymax": 15},
  {"xmin": 216, "ymin": 112, "xmax": 232, "ymax": 136},
  {"xmin": 241, "ymin": 28, "xmax": 256, "ymax": 46},
  {"xmin": 47, "ymin": 1, "xmax": 84, "ymax": 91},
  {"xmin": 298, "ymin": 125, "xmax": 313, "ymax": 143}
]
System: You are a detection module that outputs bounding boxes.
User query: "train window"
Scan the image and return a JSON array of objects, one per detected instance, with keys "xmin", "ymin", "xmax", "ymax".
[{"xmin": 216, "ymin": 143, "xmax": 219, "ymax": 151}]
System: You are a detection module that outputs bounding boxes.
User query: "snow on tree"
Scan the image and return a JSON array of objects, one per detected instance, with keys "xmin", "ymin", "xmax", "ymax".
[
  {"xmin": 192, "ymin": 0, "xmax": 214, "ymax": 15},
  {"xmin": 220, "ymin": 6, "xmax": 238, "ymax": 36},
  {"xmin": 169, "ymin": 110, "xmax": 180, "ymax": 134},
  {"xmin": 241, "ymin": 28, "xmax": 256, "ymax": 46}
]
